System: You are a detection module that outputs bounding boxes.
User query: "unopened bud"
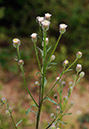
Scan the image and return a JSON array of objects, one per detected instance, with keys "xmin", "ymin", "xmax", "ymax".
[
  {"xmin": 56, "ymin": 106, "xmax": 60, "ymax": 111},
  {"xmin": 70, "ymin": 101, "xmax": 74, "ymax": 106},
  {"xmin": 56, "ymin": 76, "xmax": 61, "ymax": 83},
  {"xmin": 31, "ymin": 33, "xmax": 37, "ymax": 42},
  {"xmin": 76, "ymin": 64, "xmax": 82, "ymax": 72},
  {"xmin": 45, "ymin": 13, "xmax": 52, "ymax": 20},
  {"xmin": 35, "ymin": 81, "xmax": 40, "ymax": 85},
  {"xmin": 63, "ymin": 95, "xmax": 68, "ymax": 101},
  {"xmin": 1, "ymin": 98, "xmax": 7, "ymax": 104},
  {"xmin": 53, "ymin": 94, "xmax": 57, "ymax": 99},
  {"xmin": 41, "ymin": 20, "xmax": 50, "ymax": 31},
  {"xmin": 76, "ymin": 51, "xmax": 82, "ymax": 59},
  {"xmin": 5, "ymin": 110, "xmax": 10, "ymax": 116},
  {"xmin": 8, "ymin": 106, "xmax": 13, "ymax": 112},
  {"xmin": 50, "ymin": 55, "xmax": 55, "ymax": 61},
  {"xmin": 62, "ymin": 60, "xmax": 69, "ymax": 67},
  {"xmin": 79, "ymin": 71, "xmax": 85, "ymax": 78},
  {"xmin": 61, "ymin": 81, "xmax": 66, "ymax": 87},
  {"xmin": 13, "ymin": 38, "xmax": 21, "ymax": 48},
  {"xmin": 69, "ymin": 81, "xmax": 73, "ymax": 87},
  {"xmin": 50, "ymin": 113, "xmax": 55, "ymax": 118},
  {"xmin": 18, "ymin": 60, "xmax": 24, "ymax": 66},
  {"xmin": 59, "ymin": 24, "xmax": 67, "ymax": 34}
]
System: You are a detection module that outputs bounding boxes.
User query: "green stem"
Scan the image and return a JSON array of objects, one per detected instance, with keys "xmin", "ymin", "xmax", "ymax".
[
  {"xmin": 0, "ymin": 103, "xmax": 4, "ymax": 109},
  {"xmin": 0, "ymin": 114, "xmax": 4, "ymax": 129},
  {"xmin": 33, "ymin": 42, "xmax": 42, "ymax": 72},
  {"xmin": 20, "ymin": 65, "xmax": 38, "ymax": 107},
  {"xmin": 17, "ymin": 47, "xmax": 21, "ymax": 59},
  {"xmin": 46, "ymin": 33, "xmax": 62, "ymax": 67},
  {"xmin": 10, "ymin": 113, "xmax": 17, "ymax": 129}
]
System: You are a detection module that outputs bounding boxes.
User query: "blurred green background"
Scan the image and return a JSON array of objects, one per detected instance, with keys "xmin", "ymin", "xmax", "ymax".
[{"xmin": 0, "ymin": 0, "xmax": 89, "ymax": 129}]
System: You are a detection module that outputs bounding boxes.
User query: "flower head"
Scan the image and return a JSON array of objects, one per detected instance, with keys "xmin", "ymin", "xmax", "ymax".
[
  {"xmin": 42, "ymin": 37, "xmax": 49, "ymax": 47},
  {"xmin": 50, "ymin": 55, "xmax": 55, "ymax": 61},
  {"xmin": 13, "ymin": 38, "xmax": 21, "ymax": 48},
  {"xmin": 1, "ymin": 98, "xmax": 7, "ymax": 104},
  {"xmin": 76, "ymin": 51, "xmax": 82, "ymax": 59},
  {"xmin": 31, "ymin": 33, "xmax": 37, "ymax": 42},
  {"xmin": 35, "ymin": 81, "xmax": 40, "ymax": 85},
  {"xmin": 37, "ymin": 17, "xmax": 44, "ymax": 26},
  {"xmin": 41, "ymin": 20, "xmax": 50, "ymax": 31},
  {"xmin": 18, "ymin": 59, "xmax": 24, "ymax": 66},
  {"xmin": 79, "ymin": 71, "xmax": 85, "ymax": 78},
  {"xmin": 62, "ymin": 60, "xmax": 69, "ymax": 67},
  {"xmin": 59, "ymin": 24, "xmax": 67, "ymax": 34},
  {"xmin": 76, "ymin": 64, "xmax": 82, "ymax": 72},
  {"xmin": 45, "ymin": 13, "xmax": 52, "ymax": 20}
]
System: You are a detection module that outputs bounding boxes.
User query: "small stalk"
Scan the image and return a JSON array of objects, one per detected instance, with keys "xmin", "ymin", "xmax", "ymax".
[{"xmin": 10, "ymin": 113, "xmax": 18, "ymax": 129}]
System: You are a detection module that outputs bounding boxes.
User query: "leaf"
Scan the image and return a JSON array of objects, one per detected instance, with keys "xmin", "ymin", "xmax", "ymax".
[
  {"xmin": 36, "ymin": 72, "xmax": 42, "ymax": 76},
  {"xmin": 16, "ymin": 119, "xmax": 23, "ymax": 127},
  {"xmin": 54, "ymin": 118, "xmax": 60, "ymax": 124},
  {"xmin": 26, "ymin": 104, "xmax": 38, "ymax": 115},
  {"xmin": 45, "ymin": 97, "xmax": 58, "ymax": 105},
  {"xmin": 46, "ymin": 66, "xmax": 52, "ymax": 70},
  {"xmin": 66, "ymin": 69, "xmax": 73, "ymax": 72},
  {"xmin": 7, "ymin": 103, "xmax": 9, "ymax": 109},
  {"xmin": 30, "ymin": 110, "xmax": 37, "ymax": 115},
  {"xmin": 37, "ymin": 46, "xmax": 43, "ymax": 56},
  {"xmin": 63, "ymin": 113, "xmax": 72, "ymax": 116},
  {"xmin": 46, "ymin": 46, "xmax": 51, "ymax": 54},
  {"xmin": 44, "ymin": 77, "xmax": 47, "ymax": 87},
  {"xmin": 59, "ymin": 120, "xmax": 67, "ymax": 125}
]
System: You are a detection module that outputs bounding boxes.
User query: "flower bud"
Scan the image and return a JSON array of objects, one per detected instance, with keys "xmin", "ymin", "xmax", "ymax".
[
  {"xmin": 31, "ymin": 33, "xmax": 37, "ymax": 42},
  {"xmin": 41, "ymin": 20, "xmax": 50, "ymax": 31},
  {"xmin": 1, "ymin": 98, "xmax": 7, "ymax": 104},
  {"xmin": 62, "ymin": 60, "xmax": 69, "ymax": 67},
  {"xmin": 68, "ymin": 86, "xmax": 73, "ymax": 93},
  {"xmin": 76, "ymin": 51, "xmax": 82, "ymax": 59},
  {"xmin": 50, "ymin": 55, "xmax": 55, "ymax": 61},
  {"xmin": 76, "ymin": 64, "xmax": 82, "ymax": 72},
  {"xmin": 42, "ymin": 37, "xmax": 49, "ymax": 47},
  {"xmin": 79, "ymin": 71, "xmax": 85, "ymax": 78},
  {"xmin": 59, "ymin": 24, "xmax": 67, "ymax": 34},
  {"xmin": 53, "ymin": 94, "xmax": 58, "ymax": 99},
  {"xmin": 5, "ymin": 110, "xmax": 10, "ymax": 116},
  {"xmin": 63, "ymin": 95, "xmax": 68, "ymax": 101},
  {"xmin": 50, "ymin": 113, "xmax": 55, "ymax": 118},
  {"xmin": 45, "ymin": 13, "xmax": 52, "ymax": 20},
  {"xmin": 61, "ymin": 81, "xmax": 66, "ymax": 87},
  {"xmin": 56, "ymin": 106, "xmax": 60, "ymax": 111},
  {"xmin": 13, "ymin": 38, "xmax": 21, "ymax": 48},
  {"xmin": 18, "ymin": 59, "xmax": 24, "ymax": 66},
  {"xmin": 70, "ymin": 101, "xmax": 74, "ymax": 106},
  {"xmin": 68, "ymin": 81, "xmax": 73, "ymax": 87},
  {"xmin": 35, "ymin": 81, "xmax": 40, "ymax": 85},
  {"xmin": 56, "ymin": 76, "xmax": 61, "ymax": 83}
]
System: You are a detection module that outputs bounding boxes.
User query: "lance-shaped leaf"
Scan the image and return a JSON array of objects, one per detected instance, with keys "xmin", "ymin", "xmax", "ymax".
[
  {"xmin": 37, "ymin": 46, "xmax": 43, "ymax": 56},
  {"xmin": 16, "ymin": 119, "xmax": 23, "ymax": 127},
  {"xmin": 36, "ymin": 72, "xmax": 42, "ymax": 76},
  {"xmin": 45, "ymin": 97, "xmax": 58, "ymax": 105},
  {"xmin": 63, "ymin": 112, "xmax": 72, "ymax": 117},
  {"xmin": 26, "ymin": 104, "xmax": 37, "ymax": 115},
  {"xmin": 46, "ymin": 46, "xmax": 52, "ymax": 54}
]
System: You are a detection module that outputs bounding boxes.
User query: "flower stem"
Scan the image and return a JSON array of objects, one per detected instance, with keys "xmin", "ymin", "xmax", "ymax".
[{"xmin": 10, "ymin": 113, "xmax": 18, "ymax": 129}]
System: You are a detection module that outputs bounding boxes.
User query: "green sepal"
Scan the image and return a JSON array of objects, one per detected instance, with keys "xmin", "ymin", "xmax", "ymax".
[
  {"xmin": 16, "ymin": 119, "xmax": 23, "ymax": 127},
  {"xmin": 44, "ymin": 97, "xmax": 58, "ymax": 105}
]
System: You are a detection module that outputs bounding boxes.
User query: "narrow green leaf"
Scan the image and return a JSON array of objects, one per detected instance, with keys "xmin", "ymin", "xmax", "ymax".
[
  {"xmin": 36, "ymin": 72, "xmax": 42, "ymax": 76},
  {"xmin": 26, "ymin": 104, "xmax": 37, "ymax": 115},
  {"xmin": 66, "ymin": 69, "xmax": 73, "ymax": 72},
  {"xmin": 59, "ymin": 120, "xmax": 67, "ymax": 125},
  {"xmin": 46, "ymin": 46, "xmax": 51, "ymax": 54},
  {"xmin": 54, "ymin": 118, "xmax": 60, "ymax": 124},
  {"xmin": 45, "ymin": 97, "xmax": 58, "ymax": 105},
  {"xmin": 37, "ymin": 46, "xmax": 43, "ymax": 56},
  {"xmin": 30, "ymin": 110, "xmax": 37, "ymax": 115},
  {"xmin": 16, "ymin": 119, "xmax": 23, "ymax": 127},
  {"xmin": 7, "ymin": 103, "xmax": 9, "ymax": 109},
  {"xmin": 46, "ymin": 66, "xmax": 52, "ymax": 70},
  {"xmin": 63, "ymin": 113, "xmax": 72, "ymax": 116}
]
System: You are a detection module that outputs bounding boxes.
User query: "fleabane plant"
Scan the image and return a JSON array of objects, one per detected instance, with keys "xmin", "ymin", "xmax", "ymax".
[{"xmin": 1, "ymin": 13, "xmax": 84, "ymax": 129}]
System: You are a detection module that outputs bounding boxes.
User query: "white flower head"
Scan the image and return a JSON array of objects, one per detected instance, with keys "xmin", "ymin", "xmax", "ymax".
[
  {"xmin": 62, "ymin": 59, "xmax": 69, "ymax": 67},
  {"xmin": 76, "ymin": 64, "xmax": 82, "ymax": 72},
  {"xmin": 76, "ymin": 51, "xmax": 82, "ymax": 59},
  {"xmin": 37, "ymin": 17, "xmax": 44, "ymax": 26},
  {"xmin": 45, "ymin": 13, "xmax": 52, "ymax": 20},
  {"xmin": 13, "ymin": 38, "xmax": 21, "ymax": 48},
  {"xmin": 41, "ymin": 20, "xmax": 50, "ymax": 31},
  {"xmin": 59, "ymin": 24, "xmax": 67, "ymax": 34},
  {"xmin": 31, "ymin": 33, "xmax": 37, "ymax": 42}
]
